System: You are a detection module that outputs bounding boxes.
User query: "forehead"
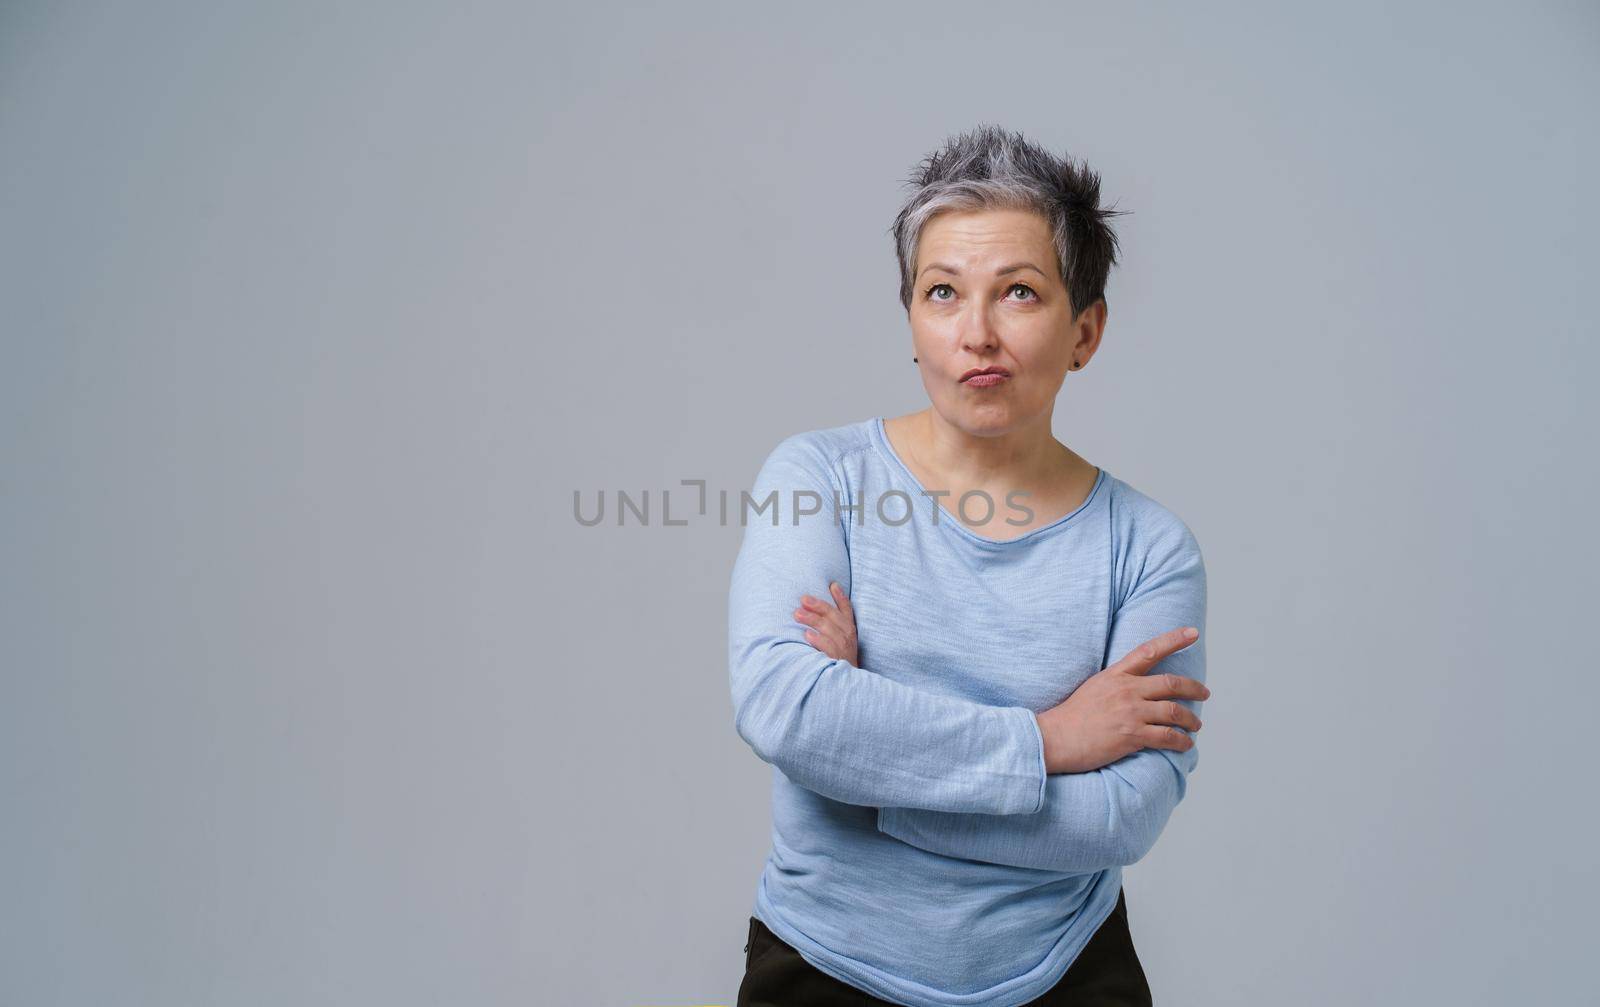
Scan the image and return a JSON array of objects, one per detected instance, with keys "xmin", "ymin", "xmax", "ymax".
[{"xmin": 917, "ymin": 207, "xmax": 1054, "ymax": 265}]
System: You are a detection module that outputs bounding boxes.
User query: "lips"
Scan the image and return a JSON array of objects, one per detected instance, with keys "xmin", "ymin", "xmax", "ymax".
[{"xmin": 960, "ymin": 366, "xmax": 1011, "ymax": 383}]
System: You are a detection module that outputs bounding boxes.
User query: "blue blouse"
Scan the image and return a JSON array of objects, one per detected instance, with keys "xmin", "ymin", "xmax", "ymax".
[{"xmin": 727, "ymin": 416, "xmax": 1208, "ymax": 1006}]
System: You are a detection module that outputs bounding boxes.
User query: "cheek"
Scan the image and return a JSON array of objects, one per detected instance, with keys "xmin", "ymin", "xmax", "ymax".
[
  {"xmin": 1011, "ymin": 336, "xmax": 1065, "ymax": 370},
  {"xmin": 1017, "ymin": 321, "xmax": 1074, "ymax": 362}
]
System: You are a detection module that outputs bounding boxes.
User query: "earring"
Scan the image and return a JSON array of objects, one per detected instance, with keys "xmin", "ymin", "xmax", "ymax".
[{"xmin": 912, "ymin": 357, "xmax": 918, "ymax": 363}]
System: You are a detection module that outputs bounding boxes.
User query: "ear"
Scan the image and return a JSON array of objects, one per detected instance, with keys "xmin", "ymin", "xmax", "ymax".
[{"xmin": 1071, "ymin": 299, "xmax": 1108, "ymax": 361}]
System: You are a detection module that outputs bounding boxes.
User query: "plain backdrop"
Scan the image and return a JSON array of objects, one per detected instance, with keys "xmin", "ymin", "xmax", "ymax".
[{"xmin": 2, "ymin": 1, "xmax": 1595, "ymax": 1004}]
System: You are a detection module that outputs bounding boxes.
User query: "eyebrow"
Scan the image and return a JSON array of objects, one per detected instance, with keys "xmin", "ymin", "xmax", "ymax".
[{"xmin": 916, "ymin": 261, "xmax": 1049, "ymax": 281}]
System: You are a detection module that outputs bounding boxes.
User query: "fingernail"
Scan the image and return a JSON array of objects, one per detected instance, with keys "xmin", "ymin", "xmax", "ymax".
[{"xmin": 1184, "ymin": 627, "xmax": 1199, "ymax": 639}]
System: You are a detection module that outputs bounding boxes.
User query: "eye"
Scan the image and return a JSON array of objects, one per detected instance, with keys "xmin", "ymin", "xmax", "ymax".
[
  {"xmin": 1007, "ymin": 283, "xmax": 1038, "ymax": 302},
  {"xmin": 924, "ymin": 283, "xmax": 954, "ymax": 302}
]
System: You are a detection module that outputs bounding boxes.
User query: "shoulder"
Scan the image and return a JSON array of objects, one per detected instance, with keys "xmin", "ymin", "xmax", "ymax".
[
  {"xmin": 1105, "ymin": 474, "xmax": 1202, "ymax": 554},
  {"xmin": 752, "ymin": 418, "xmax": 875, "ymax": 493},
  {"xmin": 1104, "ymin": 473, "xmax": 1205, "ymax": 603}
]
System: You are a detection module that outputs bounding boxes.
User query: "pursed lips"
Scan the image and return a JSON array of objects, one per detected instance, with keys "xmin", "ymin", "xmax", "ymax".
[{"xmin": 961, "ymin": 366, "xmax": 1011, "ymax": 386}]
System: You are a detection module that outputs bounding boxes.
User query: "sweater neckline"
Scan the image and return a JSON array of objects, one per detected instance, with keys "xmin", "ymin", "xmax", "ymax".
[{"xmin": 868, "ymin": 416, "xmax": 1107, "ymax": 549}]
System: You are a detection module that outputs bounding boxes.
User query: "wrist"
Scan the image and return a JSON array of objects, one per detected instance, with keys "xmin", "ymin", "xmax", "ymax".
[{"xmin": 1034, "ymin": 712, "xmax": 1057, "ymax": 774}]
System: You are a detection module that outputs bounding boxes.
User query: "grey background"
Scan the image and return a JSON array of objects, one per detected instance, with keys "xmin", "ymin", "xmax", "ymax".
[{"xmin": 2, "ymin": 1, "xmax": 1595, "ymax": 1004}]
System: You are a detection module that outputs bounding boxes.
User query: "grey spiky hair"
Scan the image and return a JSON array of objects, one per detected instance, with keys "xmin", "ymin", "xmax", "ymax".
[{"xmin": 889, "ymin": 124, "xmax": 1128, "ymax": 317}]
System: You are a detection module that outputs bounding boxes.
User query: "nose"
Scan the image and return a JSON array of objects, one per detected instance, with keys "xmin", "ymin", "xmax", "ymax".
[{"xmin": 957, "ymin": 304, "xmax": 1001, "ymax": 356}]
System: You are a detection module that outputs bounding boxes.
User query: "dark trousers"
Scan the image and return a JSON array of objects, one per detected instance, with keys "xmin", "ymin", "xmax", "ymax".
[{"xmin": 737, "ymin": 887, "xmax": 1152, "ymax": 1007}]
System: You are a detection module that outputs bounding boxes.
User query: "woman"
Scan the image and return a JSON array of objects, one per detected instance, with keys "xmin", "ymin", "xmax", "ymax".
[{"xmin": 727, "ymin": 125, "xmax": 1210, "ymax": 1007}]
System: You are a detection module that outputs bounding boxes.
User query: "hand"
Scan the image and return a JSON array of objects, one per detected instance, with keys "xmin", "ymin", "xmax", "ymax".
[
  {"xmin": 794, "ymin": 582, "xmax": 858, "ymax": 667},
  {"xmin": 1035, "ymin": 627, "xmax": 1210, "ymax": 774}
]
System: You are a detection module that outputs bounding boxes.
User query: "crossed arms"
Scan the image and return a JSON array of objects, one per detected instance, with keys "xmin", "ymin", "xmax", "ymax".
[{"xmin": 727, "ymin": 436, "xmax": 1208, "ymax": 873}]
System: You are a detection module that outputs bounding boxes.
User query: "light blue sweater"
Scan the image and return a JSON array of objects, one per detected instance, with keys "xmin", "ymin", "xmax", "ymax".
[{"xmin": 727, "ymin": 417, "xmax": 1208, "ymax": 1007}]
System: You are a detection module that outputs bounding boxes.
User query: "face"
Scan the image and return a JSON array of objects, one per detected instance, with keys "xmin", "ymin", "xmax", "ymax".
[{"xmin": 908, "ymin": 207, "xmax": 1103, "ymax": 435}]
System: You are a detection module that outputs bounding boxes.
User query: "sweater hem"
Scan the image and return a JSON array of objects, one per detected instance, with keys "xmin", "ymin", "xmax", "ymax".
[{"xmin": 751, "ymin": 865, "xmax": 1123, "ymax": 1007}]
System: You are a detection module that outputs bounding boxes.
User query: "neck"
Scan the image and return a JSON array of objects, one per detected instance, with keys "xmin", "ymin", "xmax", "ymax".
[{"xmin": 906, "ymin": 408, "xmax": 1068, "ymax": 488}]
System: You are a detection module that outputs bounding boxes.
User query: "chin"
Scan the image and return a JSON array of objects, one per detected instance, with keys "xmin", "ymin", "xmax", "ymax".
[{"xmin": 945, "ymin": 401, "xmax": 1026, "ymax": 434}]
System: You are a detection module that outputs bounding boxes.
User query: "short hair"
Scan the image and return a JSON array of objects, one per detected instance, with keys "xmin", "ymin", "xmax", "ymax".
[{"xmin": 889, "ymin": 124, "xmax": 1128, "ymax": 318}]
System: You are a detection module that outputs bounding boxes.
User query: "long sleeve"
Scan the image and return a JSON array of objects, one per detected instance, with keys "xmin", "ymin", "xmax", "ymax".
[
  {"xmin": 875, "ymin": 520, "xmax": 1207, "ymax": 872},
  {"xmin": 728, "ymin": 433, "xmax": 1049, "ymax": 816}
]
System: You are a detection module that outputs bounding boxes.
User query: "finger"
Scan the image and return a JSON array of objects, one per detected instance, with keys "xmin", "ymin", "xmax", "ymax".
[
  {"xmin": 803, "ymin": 628, "xmax": 833, "ymax": 655},
  {"xmin": 811, "ymin": 608, "xmax": 848, "ymax": 640},
  {"xmin": 829, "ymin": 582, "xmax": 854, "ymax": 620},
  {"xmin": 1141, "ymin": 724, "xmax": 1196, "ymax": 752},
  {"xmin": 813, "ymin": 609, "xmax": 855, "ymax": 650},
  {"xmin": 1144, "ymin": 697, "xmax": 1203, "ymax": 733},
  {"xmin": 796, "ymin": 595, "xmax": 844, "ymax": 627},
  {"xmin": 799, "ymin": 595, "xmax": 835, "ymax": 614},
  {"xmin": 1114, "ymin": 627, "xmax": 1199, "ymax": 675},
  {"xmin": 794, "ymin": 607, "xmax": 849, "ymax": 648},
  {"xmin": 804, "ymin": 626, "xmax": 846, "ymax": 658},
  {"xmin": 1139, "ymin": 672, "xmax": 1211, "ymax": 702}
]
